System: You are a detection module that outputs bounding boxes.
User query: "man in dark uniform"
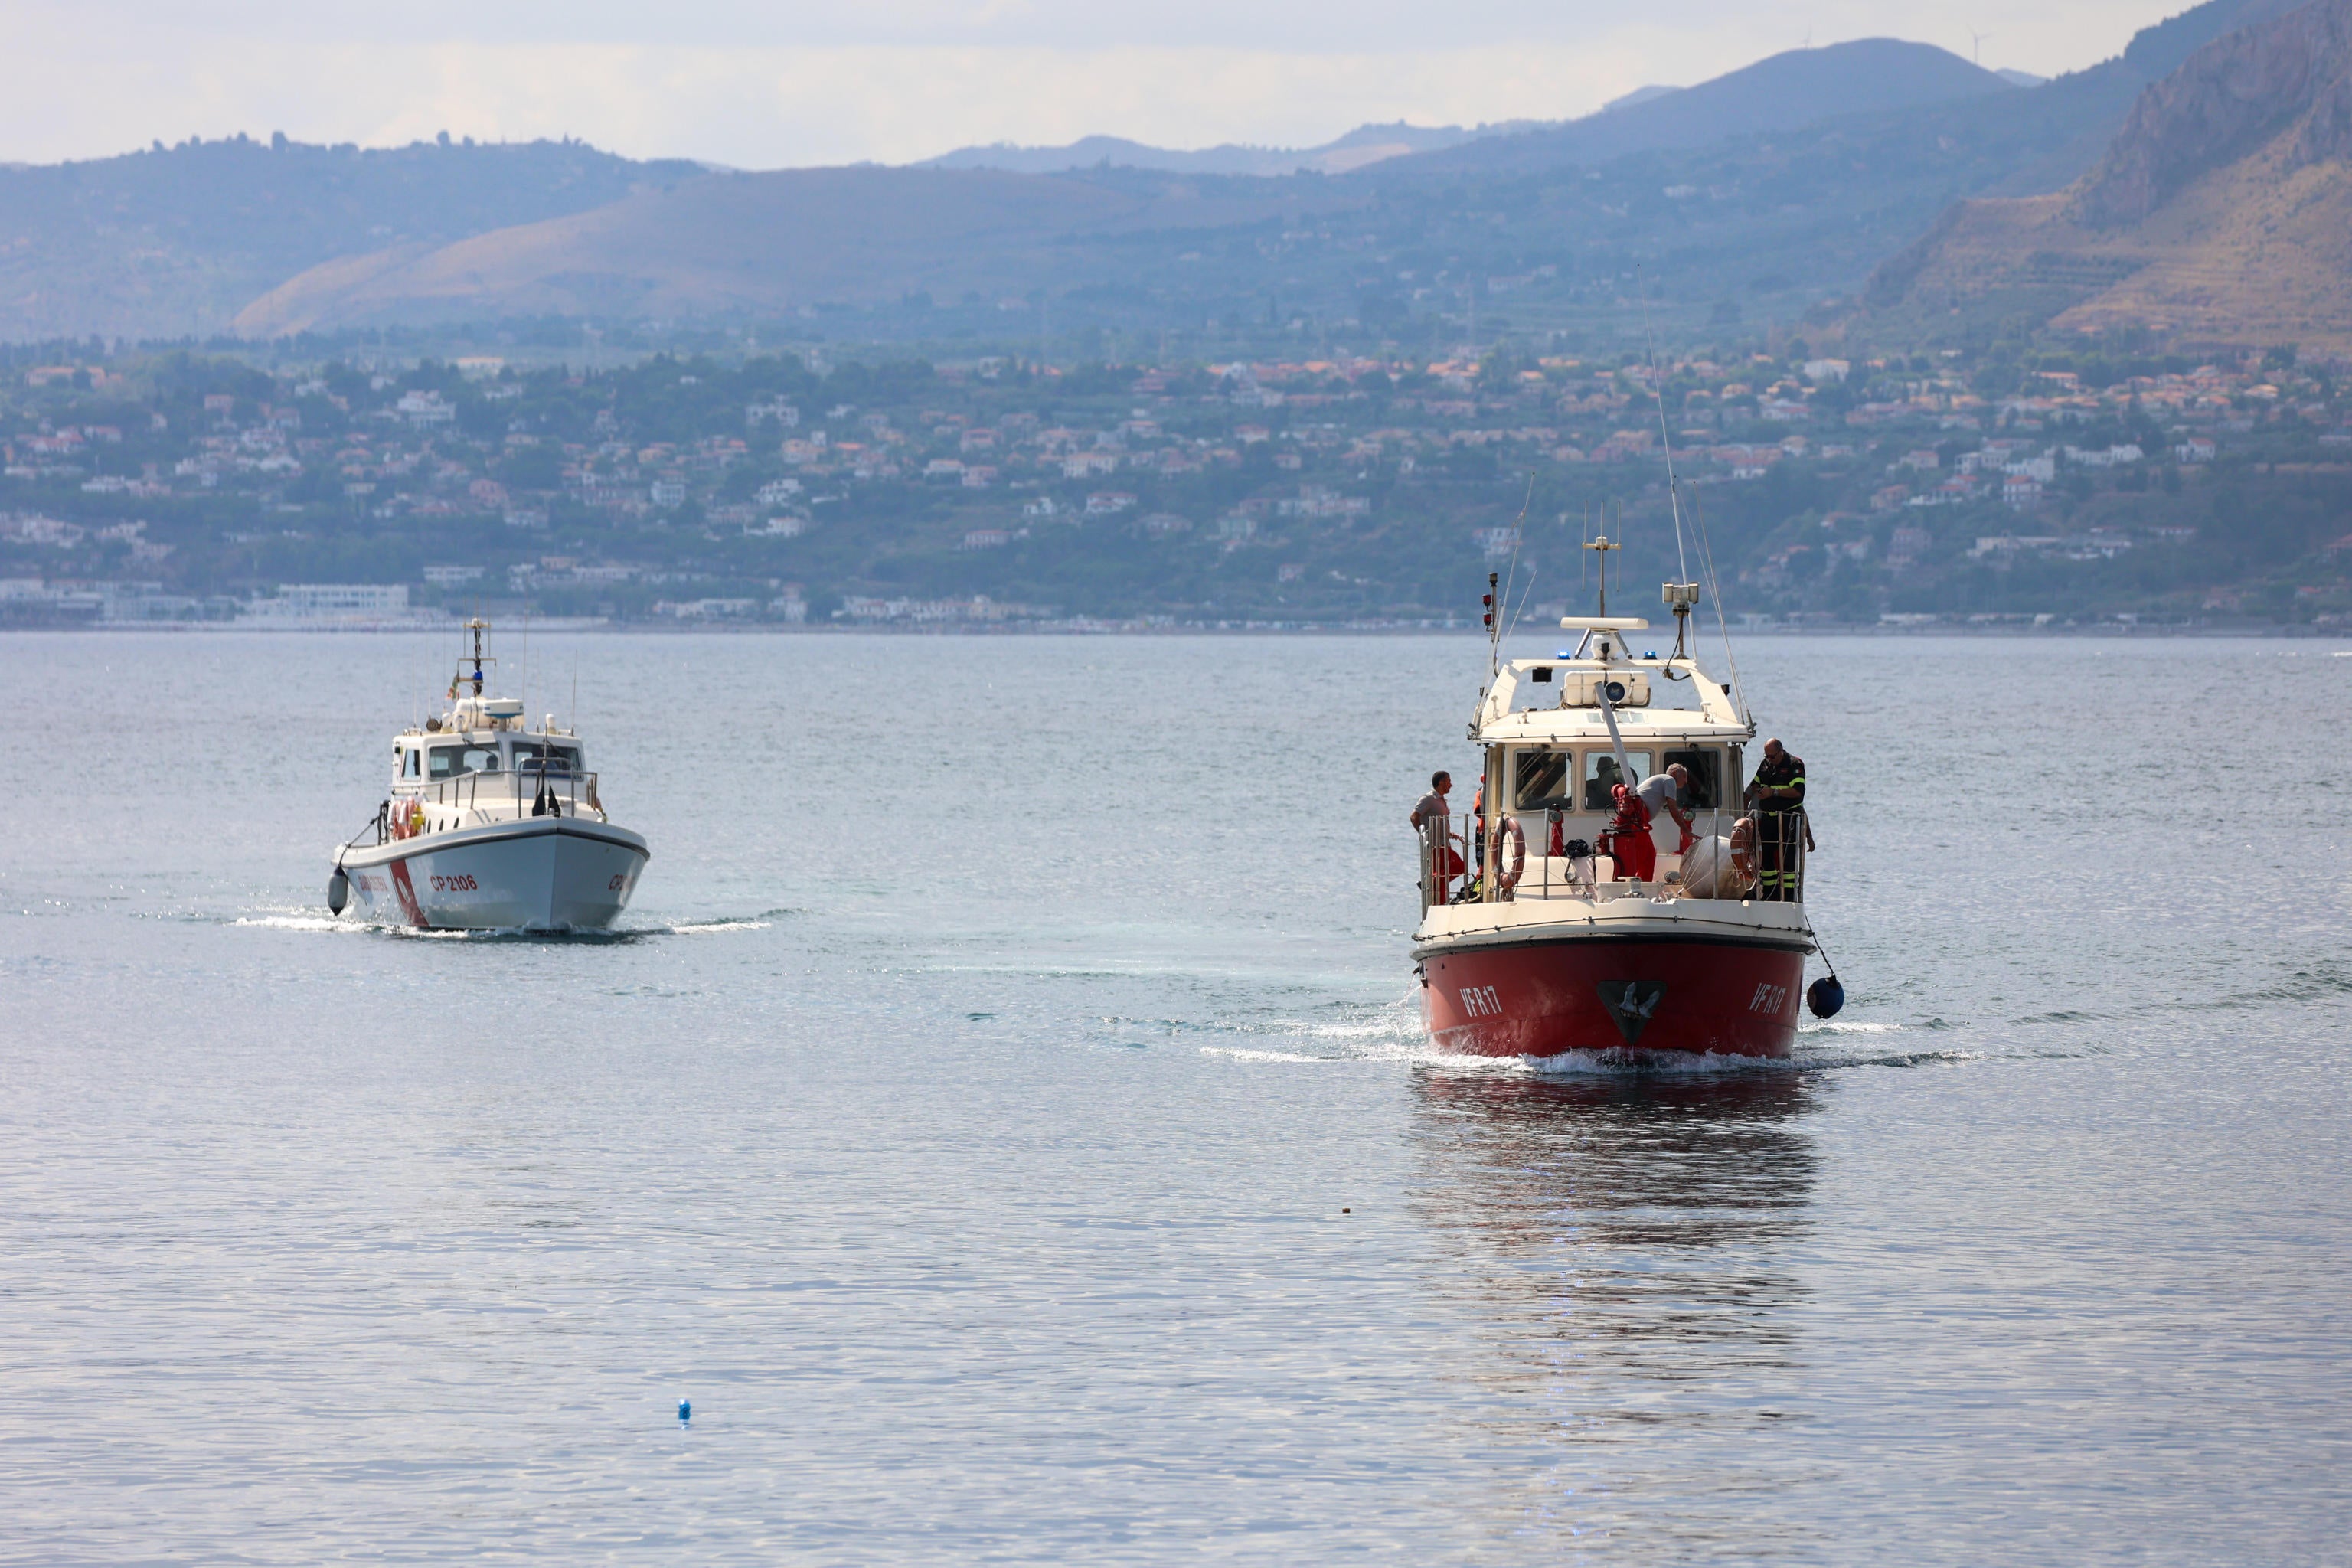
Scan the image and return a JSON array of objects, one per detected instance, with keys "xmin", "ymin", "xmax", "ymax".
[{"xmin": 1743, "ymin": 738, "xmax": 1807, "ymax": 901}]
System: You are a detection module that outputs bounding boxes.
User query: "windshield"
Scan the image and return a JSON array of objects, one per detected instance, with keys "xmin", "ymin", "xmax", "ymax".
[
  {"xmin": 511, "ymin": 740, "xmax": 582, "ymax": 776},
  {"xmin": 426, "ymin": 743, "xmax": 501, "ymax": 779},
  {"xmin": 1583, "ymin": 750, "xmax": 1651, "ymax": 811},
  {"xmin": 1512, "ymin": 750, "xmax": 1574, "ymax": 812},
  {"xmin": 1661, "ymin": 747, "xmax": 1723, "ymax": 810}
]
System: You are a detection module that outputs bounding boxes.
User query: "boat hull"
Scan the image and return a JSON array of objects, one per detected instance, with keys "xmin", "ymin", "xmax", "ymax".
[
  {"xmin": 339, "ymin": 819, "xmax": 648, "ymax": 932},
  {"xmin": 1419, "ymin": 932, "xmax": 1808, "ymax": 1058}
]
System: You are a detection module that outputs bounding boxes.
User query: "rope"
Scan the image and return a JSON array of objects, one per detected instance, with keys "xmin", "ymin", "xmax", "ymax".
[{"xmin": 1687, "ymin": 485, "xmax": 1747, "ymax": 724}]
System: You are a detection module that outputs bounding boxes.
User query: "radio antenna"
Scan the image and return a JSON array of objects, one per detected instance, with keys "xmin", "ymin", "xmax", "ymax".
[
  {"xmin": 1637, "ymin": 265, "xmax": 1692, "ymax": 586},
  {"xmin": 1488, "ymin": 473, "xmax": 1535, "ymax": 675}
]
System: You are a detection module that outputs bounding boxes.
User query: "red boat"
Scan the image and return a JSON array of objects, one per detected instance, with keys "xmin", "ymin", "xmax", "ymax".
[{"xmin": 1413, "ymin": 556, "xmax": 1815, "ymax": 1060}]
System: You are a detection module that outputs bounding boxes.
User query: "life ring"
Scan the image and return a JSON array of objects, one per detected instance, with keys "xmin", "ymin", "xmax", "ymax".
[
  {"xmin": 1728, "ymin": 816, "xmax": 1759, "ymax": 883},
  {"xmin": 1492, "ymin": 816, "xmax": 1526, "ymax": 893}
]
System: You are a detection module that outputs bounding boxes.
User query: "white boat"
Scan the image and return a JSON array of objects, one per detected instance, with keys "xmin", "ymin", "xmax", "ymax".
[{"xmin": 328, "ymin": 620, "xmax": 649, "ymax": 931}]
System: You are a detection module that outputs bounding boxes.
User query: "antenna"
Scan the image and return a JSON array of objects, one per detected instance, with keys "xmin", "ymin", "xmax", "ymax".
[
  {"xmin": 1579, "ymin": 501, "xmax": 1590, "ymax": 599},
  {"xmin": 1482, "ymin": 570, "xmax": 1500, "ymax": 674},
  {"xmin": 1485, "ymin": 474, "xmax": 1536, "ymax": 675},
  {"xmin": 1502, "ymin": 565, "xmax": 1539, "ymax": 648},
  {"xmin": 1584, "ymin": 529, "xmax": 1621, "ymax": 616},
  {"xmin": 1636, "ymin": 264, "xmax": 1692, "ymax": 588}
]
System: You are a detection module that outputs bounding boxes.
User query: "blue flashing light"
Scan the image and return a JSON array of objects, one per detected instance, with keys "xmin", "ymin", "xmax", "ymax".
[
  {"xmin": 1556, "ymin": 649, "xmax": 1576, "ymax": 658},
  {"xmin": 1643, "ymin": 649, "xmax": 1659, "ymax": 658}
]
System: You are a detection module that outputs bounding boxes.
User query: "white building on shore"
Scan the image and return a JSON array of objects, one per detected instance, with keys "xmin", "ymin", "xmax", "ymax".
[{"xmin": 238, "ymin": 584, "xmax": 448, "ymax": 629}]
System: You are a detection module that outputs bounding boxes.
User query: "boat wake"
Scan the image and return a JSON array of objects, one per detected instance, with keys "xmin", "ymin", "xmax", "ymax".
[
  {"xmin": 231, "ymin": 912, "xmax": 374, "ymax": 934},
  {"xmin": 230, "ymin": 906, "xmax": 788, "ymax": 941},
  {"xmin": 1185, "ymin": 988, "xmax": 2007, "ymax": 1077}
]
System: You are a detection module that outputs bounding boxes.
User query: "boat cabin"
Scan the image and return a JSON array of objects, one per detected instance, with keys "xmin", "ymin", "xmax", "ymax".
[
  {"xmin": 1433, "ymin": 611, "xmax": 1759, "ymax": 903},
  {"xmin": 392, "ymin": 702, "xmax": 586, "ymax": 791},
  {"xmin": 378, "ymin": 620, "xmax": 601, "ymax": 838}
]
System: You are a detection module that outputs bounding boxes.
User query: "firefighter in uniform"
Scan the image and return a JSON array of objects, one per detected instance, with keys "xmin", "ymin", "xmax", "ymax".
[{"xmin": 1743, "ymin": 738, "xmax": 1808, "ymax": 901}]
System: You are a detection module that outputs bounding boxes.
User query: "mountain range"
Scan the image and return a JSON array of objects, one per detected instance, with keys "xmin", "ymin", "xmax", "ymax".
[
  {"xmin": 1384, "ymin": 39, "xmax": 2018, "ymax": 173},
  {"xmin": 0, "ymin": 0, "xmax": 2336, "ymax": 351},
  {"xmin": 917, "ymin": 122, "xmax": 1521, "ymax": 178},
  {"xmin": 0, "ymin": 137, "xmax": 702, "ymax": 344}
]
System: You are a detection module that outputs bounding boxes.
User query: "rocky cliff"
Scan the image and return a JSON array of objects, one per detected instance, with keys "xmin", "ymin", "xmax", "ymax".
[
  {"xmin": 1859, "ymin": 0, "xmax": 2352, "ymax": 350},
  {"xmin": 2073, "ymin": 0, "xmax": 2351, "ymax": 224}
]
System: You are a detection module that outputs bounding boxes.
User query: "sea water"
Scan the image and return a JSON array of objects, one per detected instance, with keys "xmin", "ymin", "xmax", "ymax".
[{"xmin": 1, "ymin": 632, "xmax": 2347, "ymax": 1564}]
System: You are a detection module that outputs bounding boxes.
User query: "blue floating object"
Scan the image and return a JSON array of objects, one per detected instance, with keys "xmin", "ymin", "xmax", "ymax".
[
  {"xmin": 1807, "ymin": 976, "xmax": 1845, "ymax": 1019},
  {"xmin": 678, "ymin": 1400, "xmax": 691, "ymax": 1424}
]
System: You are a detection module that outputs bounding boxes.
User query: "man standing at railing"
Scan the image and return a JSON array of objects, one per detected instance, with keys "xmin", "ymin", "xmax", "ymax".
[
  {"xmin": 1409, "ymin": 770, "xmax": 1453, "ymax": 834},
  {"xmin": 1410, "ymin": 771, "xmax": 1464, "ymax": 900},
  {"xmin": 1744, "ymin": 739, "xmax": 1807, "ymax": 901}
]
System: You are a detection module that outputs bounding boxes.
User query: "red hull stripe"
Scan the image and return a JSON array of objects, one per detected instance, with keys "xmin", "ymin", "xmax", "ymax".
[
  {"xmin": 387, "ymin": 859, "xmax": 429, "ymax": 929},
  {"xmin": 1423, "ymin": 939, "xmax": 1806, "ymax": 1058}
]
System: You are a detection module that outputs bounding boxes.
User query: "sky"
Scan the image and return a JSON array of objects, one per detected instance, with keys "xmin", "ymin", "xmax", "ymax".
[{"xmin": 4, "ymin": 0, "xmax": 2200, "ymax": 168}]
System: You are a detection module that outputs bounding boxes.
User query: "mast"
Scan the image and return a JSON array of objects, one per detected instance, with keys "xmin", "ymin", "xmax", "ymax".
[
  {"xmin": 466, "ymin": 618, "xmax": 488, "ymax": 697},
  {"xmin": 1585, "ymin": 532, "xmax": 1619, "ymax": 619}
]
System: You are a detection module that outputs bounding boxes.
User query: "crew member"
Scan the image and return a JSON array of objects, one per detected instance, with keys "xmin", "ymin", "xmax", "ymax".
[
  {"xmin": 1410, "ymin": 770, "xmax": 1464, "ymax": 897},
  {"xmin": 1465, "ymin": 778, "xmax": 1495, "ymax": 897},
  {"xmin": 1743, "ymin": 738, "xmax": 1808, "ymax": 901},
  {"xmin": 1637, "ymin": 764, "xmax": 1696, "ymax": 854},
  {"xmin": 1603, "ymin": 781, "xmax": 1656, "ymax": 882},
  {"xmin": 1409, "ymin": 770, "xmax": 1452, "ymax": 833}
]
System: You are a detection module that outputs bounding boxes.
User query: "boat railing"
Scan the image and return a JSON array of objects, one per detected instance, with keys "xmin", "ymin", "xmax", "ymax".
[
  {"xmin": 1417, "ymin": 808, "xmax": 1808, "ymax": 910},
  {"xmin": 374, "ymin": 766, "xmax": 603, "ymax": 841}
]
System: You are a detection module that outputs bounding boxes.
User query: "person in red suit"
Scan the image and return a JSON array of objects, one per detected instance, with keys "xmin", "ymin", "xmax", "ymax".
[{"xmin": 1603, "ymin": 782, "xmax": 1657, "ymax": 882}]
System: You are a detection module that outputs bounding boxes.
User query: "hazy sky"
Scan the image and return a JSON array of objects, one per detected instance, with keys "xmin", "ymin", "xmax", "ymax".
[{"xmin": 6, "ymin": 1, "xmax": 2196, "ymax": 167}]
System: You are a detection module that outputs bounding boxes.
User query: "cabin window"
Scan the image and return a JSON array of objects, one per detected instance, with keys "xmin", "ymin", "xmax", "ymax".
[
  {"xmin": 399, "ymin": 747, "xmax": 420, "ymax": 779},
  {"xmin": 1511, "ymin": 750, "xmax": 1574, "ymax": 812},
  {"xmin": 426, "ymin": 743, "xmax": 501, "ymax": 779},
  {"xmin": 1583, "ymin": 750, "xmax": 1651, "ymax": 810},
  {"xmin": 511, "ymin": 740, "xmax": 581, "ymax": 776},
  {"xmin": 1661, "ymin": 747, "xmax": 1723, "ymax": 810}
]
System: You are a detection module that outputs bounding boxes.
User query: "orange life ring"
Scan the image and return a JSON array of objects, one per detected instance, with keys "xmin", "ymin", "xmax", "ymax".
[{"xmin": 1493, "ymin": 816, "xmax": 1526, "ymax": 893}]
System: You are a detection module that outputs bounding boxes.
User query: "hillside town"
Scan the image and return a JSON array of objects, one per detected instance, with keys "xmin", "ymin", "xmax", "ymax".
[{"xmin": 3, "ymin": 338, "xmax": 2346, "ymax": 629}]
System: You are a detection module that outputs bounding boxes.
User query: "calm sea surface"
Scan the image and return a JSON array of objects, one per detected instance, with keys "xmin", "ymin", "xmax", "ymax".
[{"xmin": 2, "ymin": 631, "xmax": 2348, "ymax": 1564}]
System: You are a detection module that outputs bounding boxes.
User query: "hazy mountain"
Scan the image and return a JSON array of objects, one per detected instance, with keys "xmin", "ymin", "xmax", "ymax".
[
  {"xmin": 919, "ymin": 121, "xmax": 1527, "ymax": 177},
  {"xmin": 227, "ymin": 28, "xmax": 2136, "ymax": 343},
  {"xmin": 230, "ymin": 166, "xmax": 1348, "ymax": 335},
  {"xmin": 0, "ymin": 136, "xmax": 701, "ymax": 341},
  {"xmin": 1860, "ymin": 0, "xmax": 2352, "ymax": 351},
  {"xmin": 1387, "ymin": 39, "xmax": 2017, "ymax": 173},
  {"xmin": 0, "ymin": 0, "xmax": 2314, "ymax": 348},
  {"xmin": 1602, "ymin": 85, "xmax": 1683, "ymax": 112}
]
